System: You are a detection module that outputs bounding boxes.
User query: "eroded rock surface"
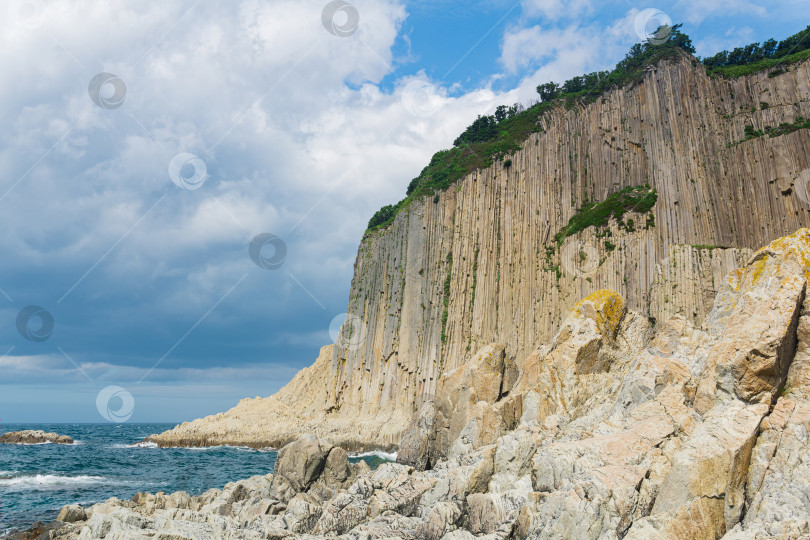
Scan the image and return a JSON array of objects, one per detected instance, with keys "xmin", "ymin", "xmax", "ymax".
[{"xmin": 27, "ymin": 230, "xmax": 810, "ymax": 539}]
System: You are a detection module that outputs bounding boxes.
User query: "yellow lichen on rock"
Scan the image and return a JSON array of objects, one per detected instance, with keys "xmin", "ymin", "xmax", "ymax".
[
  {"xmin": 748, "ymin": 228, "xmax": 810, "ymax": 284},
  {"xmin": 571, "ymin": 289, "xmax": 627, "ymax": 338}
]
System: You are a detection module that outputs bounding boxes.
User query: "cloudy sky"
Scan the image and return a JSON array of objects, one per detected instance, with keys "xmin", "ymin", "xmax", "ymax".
[{"xmin": 0, "ymin": 0, "xmax": 804, "ymax": 423}]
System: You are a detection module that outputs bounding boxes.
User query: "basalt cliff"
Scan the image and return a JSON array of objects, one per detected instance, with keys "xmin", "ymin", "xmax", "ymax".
[
  {"xmin": 148, "ymin": 51, "xmax": 810, "ymax": 452},
  {"xmin": 34, "ymin": 229, "xmax": 810, "ymax": 538}
]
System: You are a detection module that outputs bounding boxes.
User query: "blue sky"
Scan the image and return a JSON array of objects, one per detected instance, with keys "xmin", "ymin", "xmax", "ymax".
[{"xmin": 0, "ymin": 0, "xmax": 805, "ymax": 423}]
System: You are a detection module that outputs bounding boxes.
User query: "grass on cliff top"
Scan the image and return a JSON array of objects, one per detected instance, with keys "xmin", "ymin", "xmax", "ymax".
[
  {"xmin": 704, "ymin": 25, "xmax": 810, "ymax": 78},
  {"xmin": 365, "ymin": 28, "xmax": 692, "ymax": 235},
  {"xmin": 365, "ymin": 24, "xmax": 810, "ymax": 236},
  {"xmin": 553, "ymin": 185, "xmax": 658, "ymax": 246},
  {"xmin": 708, "ymin": 48, "xmax": 810, "ymax": 78}
]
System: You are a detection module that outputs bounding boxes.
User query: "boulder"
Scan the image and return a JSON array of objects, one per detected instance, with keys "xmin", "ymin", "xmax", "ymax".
[
  {"xmin": 57, "ymin": 504, "xmax": 87, "ymax": 523},
  {"xmin": 270, "ymin": 433, "xmax": 329, "ymax": 501}
]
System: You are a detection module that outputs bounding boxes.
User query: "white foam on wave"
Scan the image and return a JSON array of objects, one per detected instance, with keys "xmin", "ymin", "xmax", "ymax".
[
  {"xmin": 7, "ymin": 440, "xmax": 53, "ymax": 446},
  {"xmin": 175, "ymin": 444, "xmax": 274, "ymax": 452},
  {"xmin": 109, "ymin": 441, "xmax": 159, "ymax": 449},
  {"xmin": 0, "ymin": 474, "xmax": 108, "ymax": 489},
  {"xmin": 129, "ymin": 441, "xmax": 159, "ymax": 449},
  {"xmin": 349, "ymin": 450, "xmax": 397, "ymax": 461}
]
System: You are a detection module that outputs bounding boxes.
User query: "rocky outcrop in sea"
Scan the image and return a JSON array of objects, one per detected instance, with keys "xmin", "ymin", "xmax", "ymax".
[{"xmin": 0, "ymin": 430, "xmax": 73, "ymax": 445}]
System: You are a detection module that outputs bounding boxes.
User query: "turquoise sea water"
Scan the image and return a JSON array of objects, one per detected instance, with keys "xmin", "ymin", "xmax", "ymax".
[{"xmin": 0, "ymin": 423, "xmax": 393, "ymax": 534}]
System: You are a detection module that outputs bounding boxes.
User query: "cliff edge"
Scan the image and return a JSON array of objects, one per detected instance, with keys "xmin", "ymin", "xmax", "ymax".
[{"xmin": 149, "ymin": 51, "xmax": 810, "ymax": 451}]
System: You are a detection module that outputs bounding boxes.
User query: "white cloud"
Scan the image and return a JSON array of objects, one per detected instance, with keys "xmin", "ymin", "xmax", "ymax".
[
  {"xmin": 676, "ymin": 0, "xmax": 766, "ymax": 25},
  {"xmin": 520, "ymin": 0, "xmax": 594, "ymax": 22},
  {"xmin": 0, "ymin": 0, "xmax": 518, "ymax": 391}
]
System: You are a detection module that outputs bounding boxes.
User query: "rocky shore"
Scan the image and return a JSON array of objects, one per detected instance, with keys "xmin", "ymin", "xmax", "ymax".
[
  {"xmin": 17, "ymin": 230, "xmax": 810, "ymax": 538},
  {"xmin": 0, "ymin": 430, "xmax": 73, "ymax": 445}
]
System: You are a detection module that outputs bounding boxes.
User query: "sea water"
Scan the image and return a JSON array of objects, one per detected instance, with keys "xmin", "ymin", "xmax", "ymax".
[{"xmin": 0, "ymin": 423, "xmax": 393, "ymax": 534}]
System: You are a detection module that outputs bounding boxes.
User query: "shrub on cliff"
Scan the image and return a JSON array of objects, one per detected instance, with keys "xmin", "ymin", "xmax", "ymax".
[{"xmin": 364, "ymin": 24, "xmax": 810, "ymax": 236}]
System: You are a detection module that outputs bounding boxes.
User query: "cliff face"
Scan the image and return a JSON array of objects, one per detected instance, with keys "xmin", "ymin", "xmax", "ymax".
[
  {"xmin": 54, "ymin": 230, "xmax": 810, "ymax": 539},
  {"xmin": 150, "ymin": 53, "xmax": 810, "ymax": 450}
]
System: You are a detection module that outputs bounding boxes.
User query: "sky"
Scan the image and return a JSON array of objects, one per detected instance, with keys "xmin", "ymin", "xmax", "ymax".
[{"xmin": 0, "ymin": 0, "xmax": 806, "ymax": 424}]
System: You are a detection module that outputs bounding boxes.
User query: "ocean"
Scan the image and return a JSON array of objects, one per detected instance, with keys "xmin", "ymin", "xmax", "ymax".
[{"xmin": 0, "ymin": 423, "xmax": 394, "ymax": 535}]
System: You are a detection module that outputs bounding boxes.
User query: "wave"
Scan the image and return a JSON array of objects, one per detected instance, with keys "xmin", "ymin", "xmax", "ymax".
[
  {"xmin": 349, "ymin": 450, "xmax": 397, "ymax": 461},
  {"xmin": 110, "ymin": 441, "xmax": 159, "ymax": 449},
  {"xmin": 151, "ymin": 444, "xmax": 275, "ymax": 452},
  {"xmin": 0, "ymin": 474, "xmax": 108, "ymax": 489},
  {"xmin": 6, "ymin": 440, "xmax": 53, "ymax": 446}
]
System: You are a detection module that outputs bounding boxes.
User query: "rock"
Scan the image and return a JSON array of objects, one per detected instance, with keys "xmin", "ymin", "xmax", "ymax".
[
  {"xmin": 699, "ymin": 230, "xmax": 810, "ymax": 409},
  {"xmin": 320, "ymin": 447, "xmax": 352, "ymax": 488},
  {"xmin": 398, "ymin": 399, "xmax": 436, "ymax": 470},
  {"xmin": 270, "ymin": 433, "xmax": 329, "ymax": 501},
  {"xmin": 398, "ymin": 343, "xmax": 507, "ymax": 468},
  {"xmin": 0, "ymin": 430, "xmax": 73, "ymax": 445},
  {"xmin": 57, "ymin": 504, "xmax": 87, "ymax": 523}
]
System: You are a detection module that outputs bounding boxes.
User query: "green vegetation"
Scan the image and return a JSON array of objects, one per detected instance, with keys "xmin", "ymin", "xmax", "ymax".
[
  {"xmin": 738, "ymin": 116, "xmax": 810, "ymax": 144},
  {"xmin": 366, "ymin": 26, "xmax": 691, "ymax": 234},
  {"xmin": 441, "ymin": 253, "xmax": 452, "ymax": 343},
  {"xmin": 704, "ymin": 25, "xmax": 810, "ymax": 78},
  {"xmin": 365, "ymin": 24, "xmax": 810, "ymax": 235},
  {"xmin": 367, "ymin": 203, "xmax": 401, "ymax": 231},
  {"xmin": 553, "ymin": 185, "xmax": 658, "ymax": 246}
]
